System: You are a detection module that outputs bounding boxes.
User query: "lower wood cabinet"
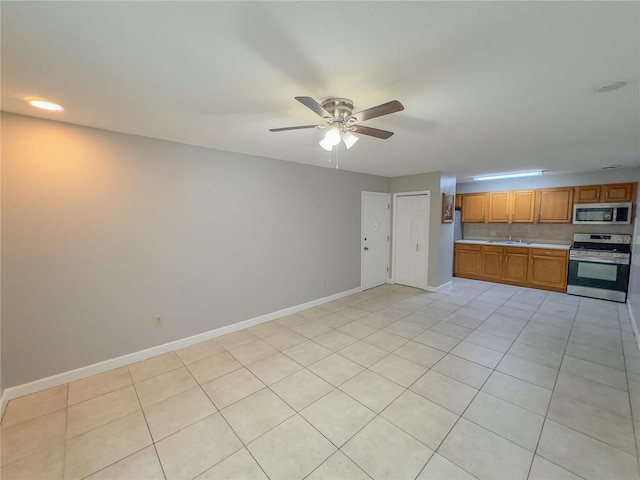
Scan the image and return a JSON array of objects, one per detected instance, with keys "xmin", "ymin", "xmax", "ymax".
[
  {"xmin": 481, "ymin": 245, "xmax": 529, "ymax": 283},
  {"xmin": 454, "ymin": 244, "xmax": 568, "ymax": 292},
  {"xmin": 527, "ymin": 248, "xmax": 569, "ymax": 291},
  {"xmin": 503, "ymin": 248, "xmax": 529, "ymax": 283},
  {"xmin": 454, "ymin": 244, "xmax": 481, "ymax": 277}
]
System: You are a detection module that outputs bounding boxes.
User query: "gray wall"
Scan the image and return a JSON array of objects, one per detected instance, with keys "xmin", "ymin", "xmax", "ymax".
[
  {"xmin": 390, "ymin": 172, "xmax": 454, "ymax": 289},
  {"xmin": 438, "ymin": 173, "xmax": 456, "ymax": 286},
  {"xmin": 628, "ymin": 174, "xmax": 640, "ymax": 340},
  {"xmin": 457, "ymin": 168, "xmax": 640, "ymax": 194},
  {"xmin": 1, "ymin": 112, "xmax": 389, "ymax": 387}
]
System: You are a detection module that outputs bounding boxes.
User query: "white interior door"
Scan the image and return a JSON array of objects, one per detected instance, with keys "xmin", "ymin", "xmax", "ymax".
[
  {"xmin": 361, "ymin": 192, "xmax": 390, "ymax": 290},
  {"xmin": 394, "ymin": 193, "xmax": 430, "ymax": 289}
]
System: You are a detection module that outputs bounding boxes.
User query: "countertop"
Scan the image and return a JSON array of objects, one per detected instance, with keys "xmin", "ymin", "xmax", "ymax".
[{"xmin": 455, "ymin": 239, "xmax": 570, "ymax": 250}]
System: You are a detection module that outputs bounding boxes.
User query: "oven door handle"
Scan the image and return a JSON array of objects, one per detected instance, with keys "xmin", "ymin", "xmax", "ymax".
[{"xmin": 569, "ymin": 256, "xmax": 629, "ymax": 265}]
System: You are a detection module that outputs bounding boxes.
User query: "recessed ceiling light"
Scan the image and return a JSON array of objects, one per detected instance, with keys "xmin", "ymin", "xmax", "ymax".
[
  {"xmin": 472, "ymin": 170, "xmax": 544, "ymax": 182},
  {"xmin": 26, "ymin": 97, "xmax": 64, "ymax": 111},
  {"xmin": 597, "ymin": 82, "xmax": 626, "ymax": 93}
]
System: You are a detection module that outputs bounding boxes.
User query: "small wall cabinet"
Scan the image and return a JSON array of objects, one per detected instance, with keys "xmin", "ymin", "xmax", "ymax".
[{"xmin": 574, "ymin": 183, "xmax": 635, "ymax": 204}]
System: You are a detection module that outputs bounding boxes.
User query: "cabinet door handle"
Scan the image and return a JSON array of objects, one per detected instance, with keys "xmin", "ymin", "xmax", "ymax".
[
  {"xmin": 500, "ymin": 255, "xmax": 503, "ymax": 263},
  {"xmin": 605, "ymin": 190, "xmax": 609, "ymax": 199},
  {"xmin": 505, "ymin": 256, "xmax": 508, "ymax": 263}
]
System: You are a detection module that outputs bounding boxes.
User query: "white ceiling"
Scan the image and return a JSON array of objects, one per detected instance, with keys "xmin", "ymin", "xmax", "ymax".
[{"xmin": 2, "ymin": 1, "xmax": 639, "ymax": 180}]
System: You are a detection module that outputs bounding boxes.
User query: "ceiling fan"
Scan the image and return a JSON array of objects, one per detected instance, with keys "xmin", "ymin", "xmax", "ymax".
[{"xmin": 270, "ymin": 96, "xmax": 404, "ymax": 151}]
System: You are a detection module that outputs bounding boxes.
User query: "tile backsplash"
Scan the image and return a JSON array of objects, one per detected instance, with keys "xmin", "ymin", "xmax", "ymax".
[{"xmin": 463, "ymin": 222, "xmax": 633, "ymax": 244}]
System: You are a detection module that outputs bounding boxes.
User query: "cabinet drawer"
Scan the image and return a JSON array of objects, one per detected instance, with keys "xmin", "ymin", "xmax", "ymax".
[
  {"xmin": 504, "ymin": 246, "xmax": 529, "ymax": 254},
  {"xmin": 481, "ymin": 245, "xmax": 504, "ymax": 253},
  {"xmin": 529, "ymin": 248, "xmax": 568, "ymax": 258},
  {"xmin": 456, "ymin": 243, "xmax": 481, "ymax": 251}
]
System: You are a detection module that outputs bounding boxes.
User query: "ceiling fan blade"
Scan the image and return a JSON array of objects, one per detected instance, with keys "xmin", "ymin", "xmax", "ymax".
[
  {"xmin": 351, "ymin": 125, "xmax": 394, "ymax": 139},
  {"xmin": 295, "ymin": 96, "xmax": 333, "ymax": 120},
  {"xmin": 269, "ymin": 125, "xmax": 320, "ymax": 132},
  {"xmin": 348, "ymin": 100, "xmax": 404, "ymax": 124}
]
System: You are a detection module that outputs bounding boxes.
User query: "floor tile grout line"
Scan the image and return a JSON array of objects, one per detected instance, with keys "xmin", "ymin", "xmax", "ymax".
[
  {"xmin": 412, "ymin": 286, "xmax": 519, "ymax": 480},
  {"xmin": 64, "ymin": 372, "xmax": 150, "ymax": 478},
  {"xmin": 110, "ymin": 370, "xmax": 168, "ymax": 480},
  {"xmin": 183, "ymin": 357, "xmax": 271, "ymax": 480},
  {"xmin": 525, "ymin": 294, "xmax": 579, "ymax": 480},
  {"xmin": 618, "ymin": 303, "xmax": 640, "ymax": 475}
]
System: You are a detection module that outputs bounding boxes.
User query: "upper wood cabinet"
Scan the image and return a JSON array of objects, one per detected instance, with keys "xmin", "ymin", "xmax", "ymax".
[
  {"xmin": 487, "ymin": 190, "xmax": 535, "ymax": 223},
  {"xmin": 574, "ymin": 185, "xmax": 601, "ymax": 203},
  {"xmin": 455, "ymin": 194, "xmax": 463, "ymax": 209},
  {"xmin": 460, "ymin": 182, "xmax": 636, "ymax": 224},
  {"xmin": 535, "ymin": 187, "xmax": 573, "ymax": 223},
  {"xmin": 574, "ymin": 183, "xmax": 636, "ymax": 203},
  {"xmin": 461, "ymin": 193, "xmax": 487, "ymax": 223},
  {"xmin": 487, "ymin": 192, "xmax": 509, "ymax": 222},
  {"xmin": 510, "ymin": 190, "xmax": 536, "ymax": 223}
]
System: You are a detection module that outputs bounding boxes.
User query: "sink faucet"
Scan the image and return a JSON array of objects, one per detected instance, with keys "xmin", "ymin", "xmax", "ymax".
[{"xmin": 505, "ymin": 235, "xmax": 512, "ymax": 242}]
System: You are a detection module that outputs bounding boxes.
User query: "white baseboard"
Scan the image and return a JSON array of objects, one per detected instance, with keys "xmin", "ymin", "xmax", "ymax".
[
  {"xmin": 627, "ymin": 300, "xmax": 640, "ymax": 350},
  {"xmin": 0, "ymin": 285, "xmax": 362, "ymax": 418},
  {"xmin": 1, "ymin": 389, "xmax": 8, "ymax": 421},
  {"xmin": 427, "ymin": 281, "xmax": 452, "ymax": 293}
]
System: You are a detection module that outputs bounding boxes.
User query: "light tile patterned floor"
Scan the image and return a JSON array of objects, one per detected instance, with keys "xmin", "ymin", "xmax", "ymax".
[{"xmin": 2, "ymin": 278, "xmax": 640, "ymax": 479}]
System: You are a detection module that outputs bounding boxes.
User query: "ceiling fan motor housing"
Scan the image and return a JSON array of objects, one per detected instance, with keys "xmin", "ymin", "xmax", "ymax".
[{"xmin": 321, "ymin": 98, "xmax": 354, "ymax": 121}]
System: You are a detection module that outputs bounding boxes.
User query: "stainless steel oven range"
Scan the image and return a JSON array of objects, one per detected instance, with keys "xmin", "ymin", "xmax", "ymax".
[{"xmin": 567, "ymin": 233, "xmax": 631, "ymax": 302}]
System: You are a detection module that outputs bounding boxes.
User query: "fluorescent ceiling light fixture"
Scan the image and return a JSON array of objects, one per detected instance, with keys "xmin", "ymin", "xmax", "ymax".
[
  {"xmin": 27, "ymin": 97, "xmax": 64, "ymax": 111},
  {"xmin": 472, "ymin": 170, "xmax": 543, "ymax": 181}
]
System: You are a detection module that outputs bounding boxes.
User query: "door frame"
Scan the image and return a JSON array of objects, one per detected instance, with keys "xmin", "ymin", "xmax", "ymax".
[
  {"xmin": 392, "ymin": 190, "xmax": 430, "ymax": 288},
  {"xmin": 361, "ymin": 191, "xmax": 391, "ymax": 290}
]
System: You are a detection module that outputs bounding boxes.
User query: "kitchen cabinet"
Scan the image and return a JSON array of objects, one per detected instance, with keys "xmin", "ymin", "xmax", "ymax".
[
  {"xmin": 574, "ymin": 183, "xmax": 635, "ymax": 203},
  {"xmin": 487, "ymin": 190, "xmax": 535, "ymax": 223},
  {"xmin": 461, "ymin": 193, "xmax": 487, "ymax": 223},
  {"xmin": 455, "ymin": 243, "xmax": 567, "ymax": 292},
  {"xmin": 455, "ymin": 193, "xmax": 463, "ymax": 209},
  {"xmin": 481, "ymin": 245, "xmax": 503, "ymax": 279},
  {"xmin": 603, "ymin": 183, "xmax": 635, "ymax": 202},
  {"xmin": 528, "ymin": 248, "xmax": 568, "ymax": 292},
  {"xmin": 481, "ymin": 245, "xmax": 529, "ymax": 282},
  {"xmin": 503, "ymin": 247, "xmax": 529, "ymax": 283},
  {"xmin": 535, "ymin": 188, "xmax": 573, "ymax": 223},
  {"xmin": 454, "ymin": 244, "xmax": 481, "ymax": 277},
  {"xmin": 574, "ymin": 185, "xmax": 601, "ymax": 204}
]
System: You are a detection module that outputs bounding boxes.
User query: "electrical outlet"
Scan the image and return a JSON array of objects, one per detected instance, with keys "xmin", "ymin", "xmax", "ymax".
[
  {"xmin": 321, "ymin": 279, "xmax": 326, "ymax": 286},
  {"xmin": 154, "ymin": 316, "xmax": 163, "ymax": 327}
]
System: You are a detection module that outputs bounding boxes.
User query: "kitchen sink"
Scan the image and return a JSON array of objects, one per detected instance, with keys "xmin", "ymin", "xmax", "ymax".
[{"xmin": 489, "ymin": 240, "xmax": 532, "ymax": 245}]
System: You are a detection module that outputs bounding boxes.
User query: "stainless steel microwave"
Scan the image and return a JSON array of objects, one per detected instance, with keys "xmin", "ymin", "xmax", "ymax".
[{"xmin": 573, "ymin": 202, "xmax": 632, "ymax": 225}]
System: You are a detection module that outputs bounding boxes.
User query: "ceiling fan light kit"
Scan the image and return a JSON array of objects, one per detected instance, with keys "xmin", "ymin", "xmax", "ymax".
[{"xmin": 270, "ymin": 96, "xmax": 404, "ymax": 154}]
